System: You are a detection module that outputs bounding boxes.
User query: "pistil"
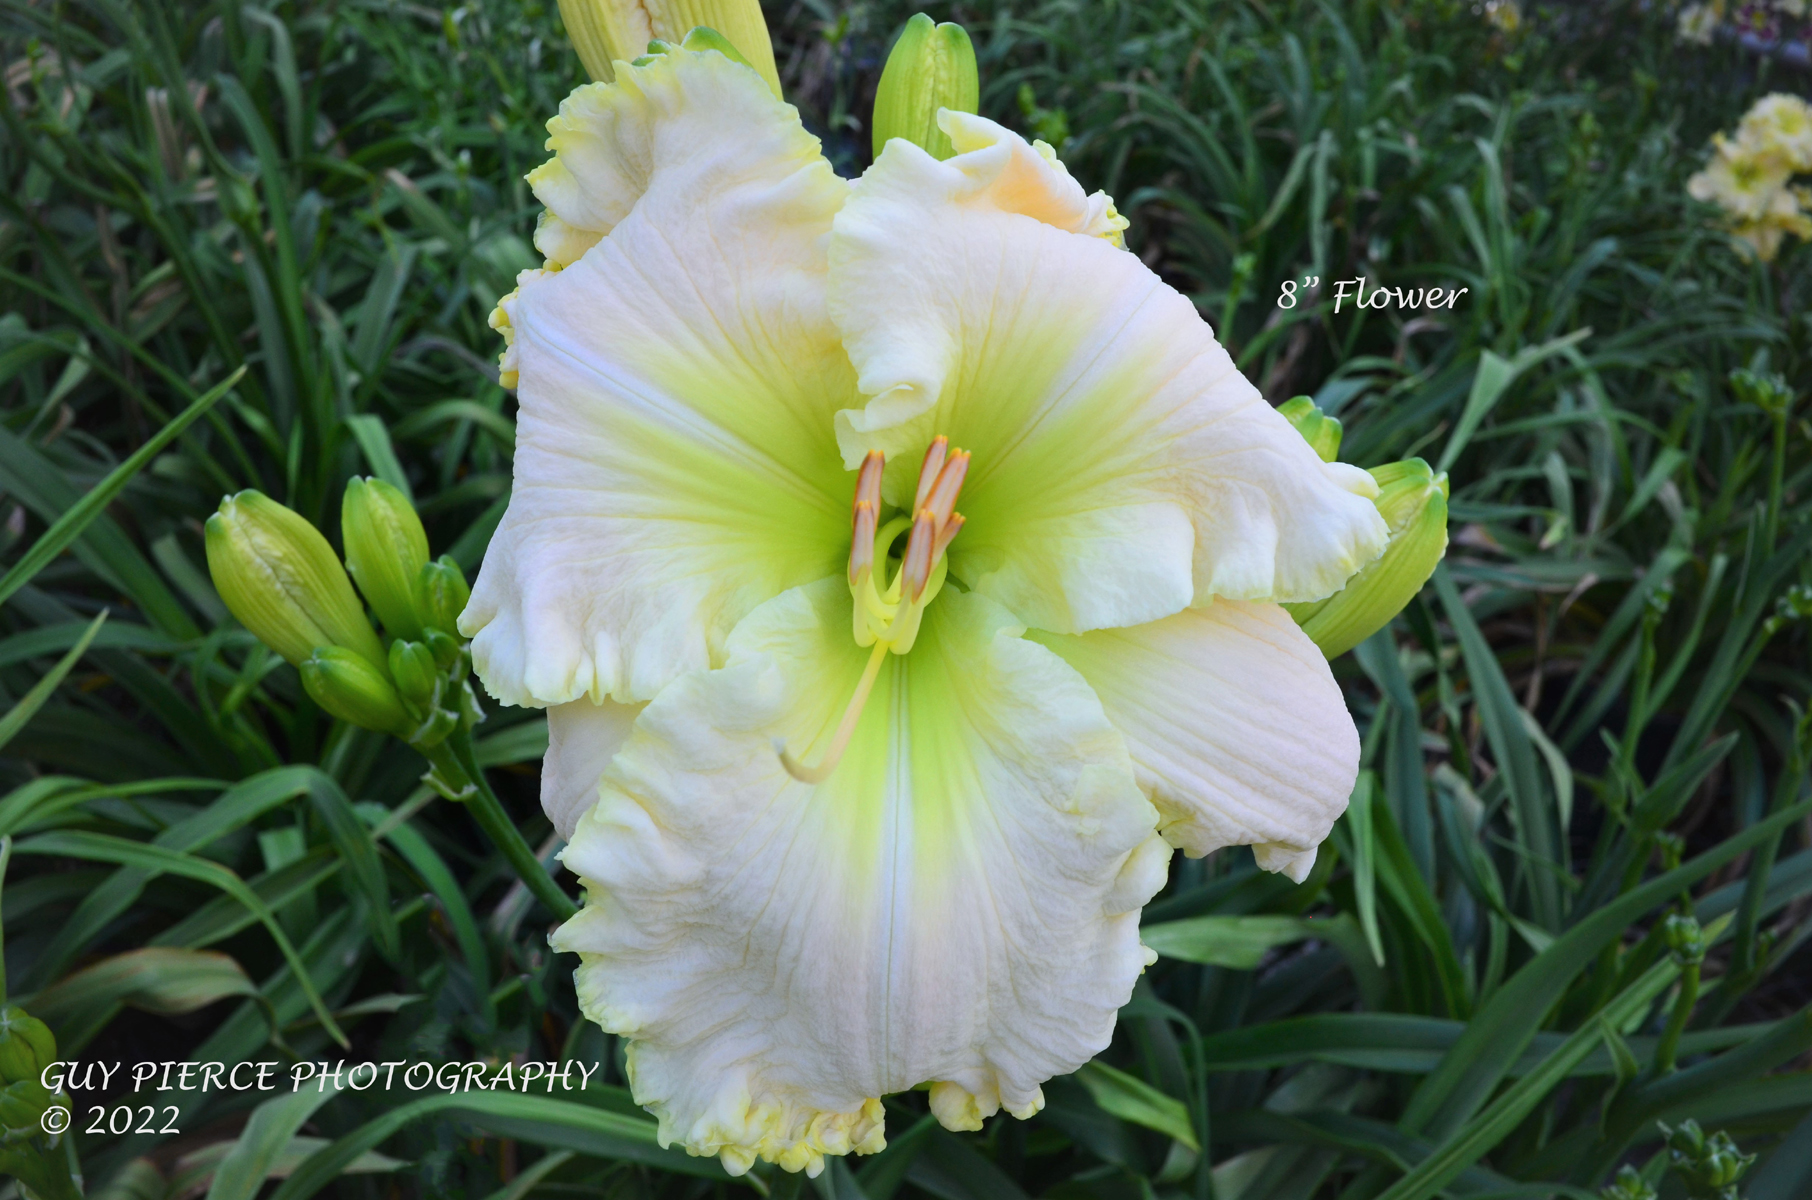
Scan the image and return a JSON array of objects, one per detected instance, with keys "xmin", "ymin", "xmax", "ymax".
[{"xmin": 779, "ymin": 438, "xmax": 971, "ymax": 783}]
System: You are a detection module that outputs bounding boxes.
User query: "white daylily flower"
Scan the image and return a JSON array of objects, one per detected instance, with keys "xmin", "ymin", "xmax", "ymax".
[{"xmin": 461, "ymin": 44, "xmax": 1387, "ymax": 1177}]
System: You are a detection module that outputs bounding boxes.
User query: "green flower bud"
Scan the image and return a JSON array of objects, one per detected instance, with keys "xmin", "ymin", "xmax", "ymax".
[
  {"xmin": 0, "ymin": 1079, "xmax": 51, "ymax": 1144},
  {"xmin": 1662, "ymin": 913, "xmax": 1705, "ymax": 965},
  {"xmin": 1599, "ymin": 1165, "xmax": 1657, "ymax": 1200},
  {"xmin": 0, "ymin": 1010, "xmax": 54, "ymax": 1086},
  {"xmin": 424, "ymin": 627, "xmax": 465, "ymax": 671},
  {"xmin": 388, "ymin": 640, "xmax": 439, "ymax": 707},
  {"xmin": 873, "ymin": 13, "xmax": 979, "ymax": 161},
  {"xmin": 556, "ymin": 0, "xmax": 780, "ymax": 95},
  {"xmin": 342, "ymin": 477, "xmax": 430, "ymax": 642},
  {"xmin": 1283, "ymin": 458, "xmax": 1449, "ymax": 658},
  {"xmin": 300, "ymin": 646, "xmax": 410, "ymax": 735},
  {"xmin": 416, "ymin": 556, "xmax": 471, "ymax": 636},
  {"xmin": 1728, "ymin": 366, "xmax": 1793, "ymax": 418},
  {"xmin": 205, "ymin": 491, "xmax": 386, "ymax": 671},
  {"xmin": 1278, "ymin": 396, "xmax": 1343, "ymax": 463}
]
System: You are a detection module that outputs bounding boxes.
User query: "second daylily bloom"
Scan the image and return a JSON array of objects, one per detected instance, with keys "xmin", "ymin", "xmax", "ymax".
[{"xmin": 464, "ymin": 41, "xmax": 1387, "ymax": 1177}]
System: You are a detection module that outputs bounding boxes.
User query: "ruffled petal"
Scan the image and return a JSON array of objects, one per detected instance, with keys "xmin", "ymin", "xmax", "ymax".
[
  {"xmin": 555, "ymin": 579, "xmax": 1167, "ymax": 1175},
  {"xmin": 1032, "ymin": 601, "xmax": 1358, "ymax": 882},
  {"xmin": 542, "ymin": 698, "xmax": 644, "ymax": 840},
  {"xmin": 462, "ymin": 48, "xmax": 859, "ymax": 707},
  {"xmin": 827, "ymin": 112, "xmax": 1386, "ymax": 633}
]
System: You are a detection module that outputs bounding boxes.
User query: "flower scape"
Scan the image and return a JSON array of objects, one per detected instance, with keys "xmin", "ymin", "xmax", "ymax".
[{"xmin": 445, "ymin": 4, "xmax": 1449, "ymax": 1179}]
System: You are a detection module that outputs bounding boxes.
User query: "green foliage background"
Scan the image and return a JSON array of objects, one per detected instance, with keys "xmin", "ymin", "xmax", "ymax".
[{"xmin": 0, "ymin": 0, "xmax": 1809, "ymax": 1197}]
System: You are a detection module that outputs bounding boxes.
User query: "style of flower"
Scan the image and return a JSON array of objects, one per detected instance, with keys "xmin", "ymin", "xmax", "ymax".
[{"xmin": 463, "ymin": 42, "xmax": 1387, "ymax": 1177}]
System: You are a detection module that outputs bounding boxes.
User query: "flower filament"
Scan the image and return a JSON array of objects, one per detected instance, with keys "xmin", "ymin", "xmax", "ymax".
[{"xmin": 779, "ymin": 438, "xmax": 969, "ymax": 783}]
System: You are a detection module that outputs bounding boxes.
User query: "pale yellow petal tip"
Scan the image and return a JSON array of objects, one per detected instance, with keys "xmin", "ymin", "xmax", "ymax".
[
  {"xmin": 1140, "ymin": 942, "xmax": 1160, "ymax": 969},
  {"xmin": 1253, "ymin": 841, "xmax": 1318, "ymax": 884},
  {"xmin": 927, "ymin": 1081, "xmax": 1045, "ymax": 1131},
  {"xmin": 672, "ymin": 1096, "xmax": 886, "ymax": 1177}
]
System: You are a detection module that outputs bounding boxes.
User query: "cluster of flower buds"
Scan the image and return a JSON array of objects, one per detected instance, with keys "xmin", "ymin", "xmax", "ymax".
[
  {"xmin": 1728, "ymin": 366, "xmax": 1796, "ymax": 419},
  {"xmin": 1660, "ymin": 1119, "xmax": 1755, "ymax": 1200},
  {"xmin": 205, "ymin": 480, "xmax": 483, "ymax": 798},
  {"xmin": 1598, "ymin": 1164, "xmax": 1657, "ymax": 1200},
  {"xmin": 0, "ymin": 1006, "xmax": 76, "ymax": 1200},
  {"xmin": 1276, "ymin": 397, "xmax": 1450, "ymax": 658},
  {"xmin": 1662, "ymin": 913, "xmax": 1706, "ymax": 968}
]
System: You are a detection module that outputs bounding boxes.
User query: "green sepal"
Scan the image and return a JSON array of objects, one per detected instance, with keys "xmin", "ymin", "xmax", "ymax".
[
  {"xmin": 1278, "ymin": 395, "xmax": 1343, "ymax": 462},
  {"xmin": 872, "ymin": 13, "xmax": 980, "ymax": 161}
]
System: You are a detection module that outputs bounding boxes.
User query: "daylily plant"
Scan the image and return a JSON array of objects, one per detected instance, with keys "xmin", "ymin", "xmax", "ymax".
[{"xmin": 462, "ymin": 27, "xmax": 1392, "ymax": 1178}]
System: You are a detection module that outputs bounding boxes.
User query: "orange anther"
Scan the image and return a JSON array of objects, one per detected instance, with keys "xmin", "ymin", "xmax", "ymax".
[
  {"xmin": 855, "ymin": 450, "xmax": 884, "ymax": 516},
  {"xmin": 932, "ymin": 511, "xmax": 965, "ymax": 560},
  {"xmin": 924, "ymin": 451, "xmax": 969, "ymax": 528},
  {"xmin": 849, "ymin": 501, "xmax": 877, "ymax": 584},
  {"xmin": 899, "ymin": 511, "xmax": 936, "ymax": 602},
  {"xmin": 913, "ymin": 437, "xmax": 949, "ymax": 515}
]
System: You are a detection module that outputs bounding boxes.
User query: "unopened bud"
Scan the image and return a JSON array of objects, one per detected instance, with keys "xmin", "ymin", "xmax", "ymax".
[
  {"xmin": 342, "ymin": 478, "xmax": 430, "ymax": 641},
  {"xmin": 1728, "ymin": 366, "xmax": 1793, "ymax": 418},
  {"xmin": 557, "ymin": 0, "xmax": 780, "ymax": 95},
  {"xmin": 1664, "ymin": 1121, "xmax": 1754, "ymax": 1199},
  {"xmin": 388, "ymin": 640, "xmax": 439, "ymax": 706},
  {"xmin": 872, "ymin": 13, "xmax": 979, "ymax": 161},
  {"xmin": 300, "ymin": 646, "xmax": 410, "ymax": 735},
  {"xmin": 1284, "ymin": 458, "xmax": 1449, "ymax": 658},
  {"xmin": 1278, "ymin": 396, "xmax": 1343, "ymax": 463},
  {"xmin": 424, "ymin": 628, "xmax": 465, "ymax": 671},
  {"xmin": 416, "ymin": 556, "xmax": 471, "ymax": 636},
  {"xmin": 1599, "ymin": 1165, "xmax": 1656, "ymax": 1200},
  {"xmin": 0, "ymin": 1009, "xmax": 55, "ymax": 1085},
  {"xmin": 0, "ymin": 1078, "xmax": 51, "ymax": 1142},
  {"xmin": 205, "ymin": 491, "xmax": 385, "ymax": 670},
  {"xmin": 1662, "ymin": 913, "xmax": 1705, "ymax": 965}
]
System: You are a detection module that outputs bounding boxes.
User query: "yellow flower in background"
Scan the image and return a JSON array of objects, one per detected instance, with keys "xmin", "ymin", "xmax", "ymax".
[
  {"xmin": 1689, "ymin": 95, "xmax": 1812, "ymax": 263},
  {"xmin": 1738, "ymin": 93, "xmax": 1812, "ymax": 172},
  {"xmin": 1688, "ymin": 133, "xmax": 1793, "ymax": 221},
  {"xmin": 464, "ymin": 35, "xmax": 1388, "ymax": 1178},
  {"xmin": 1676, "ymin": 1, "xmax": 1724, "ymax": 44}
]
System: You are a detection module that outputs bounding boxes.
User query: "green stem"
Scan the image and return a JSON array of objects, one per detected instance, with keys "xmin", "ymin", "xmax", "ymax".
[
  {"xmin": 443, "ymin": 729, "xmax": 578, "ymax": 924},
  {"xmin": 0, "ymin": 834, "xmax": 10, "ymax": 1003},
  {"xmin": 1653, "ymin": 963, "xmax": 1699, "ymax": 1075},
  {"xmin": 1764, "ymin": 409, "xmax": 1785, "ymax": 550}
]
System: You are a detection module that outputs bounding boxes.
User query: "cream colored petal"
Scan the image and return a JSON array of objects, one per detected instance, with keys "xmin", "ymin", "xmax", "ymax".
[
  {"xmin": 828, "ymin": 112, "xmax": 1385, "ymax": 633},
  {"xmin": 555, "ymin": 579, "xmax": 1167, "ymax": 1175},
  {"xmin": 1032, "ymin": 601, "xmax": 1358, "ymax": 881},
  {"xmin": 462, "ymin": 49, "xmax": 858, "ymax": 708},
  {"xmin": 542, "ymin": 698, "xmax": 645, "ymax": 840}
]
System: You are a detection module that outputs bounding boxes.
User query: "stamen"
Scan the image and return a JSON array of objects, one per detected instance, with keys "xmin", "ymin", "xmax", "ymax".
[
  {"xmin": 923, "ymin": 451, "xmax": 969, "ymax": 527},
  {"xmin": 849, "ymin": 501, "xmax": 876, "ymax": 584},
  {"xmin": 855, "ymin": 450, "xmax": 884, "ymax": 513},
  {"xmin": 898, "ymin": 511, "xmax": 937, "ymax": 602},
  {"xmin": 778, "ymin": 640, "xmax": 890, "ymax": 784},
  {"xmin": 913, "ymin": 437, "xmax": 948, "ymax": 514},
  {"xmin": 933, "ymin": 511, "xmax": 965, "ymax": 559}
]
